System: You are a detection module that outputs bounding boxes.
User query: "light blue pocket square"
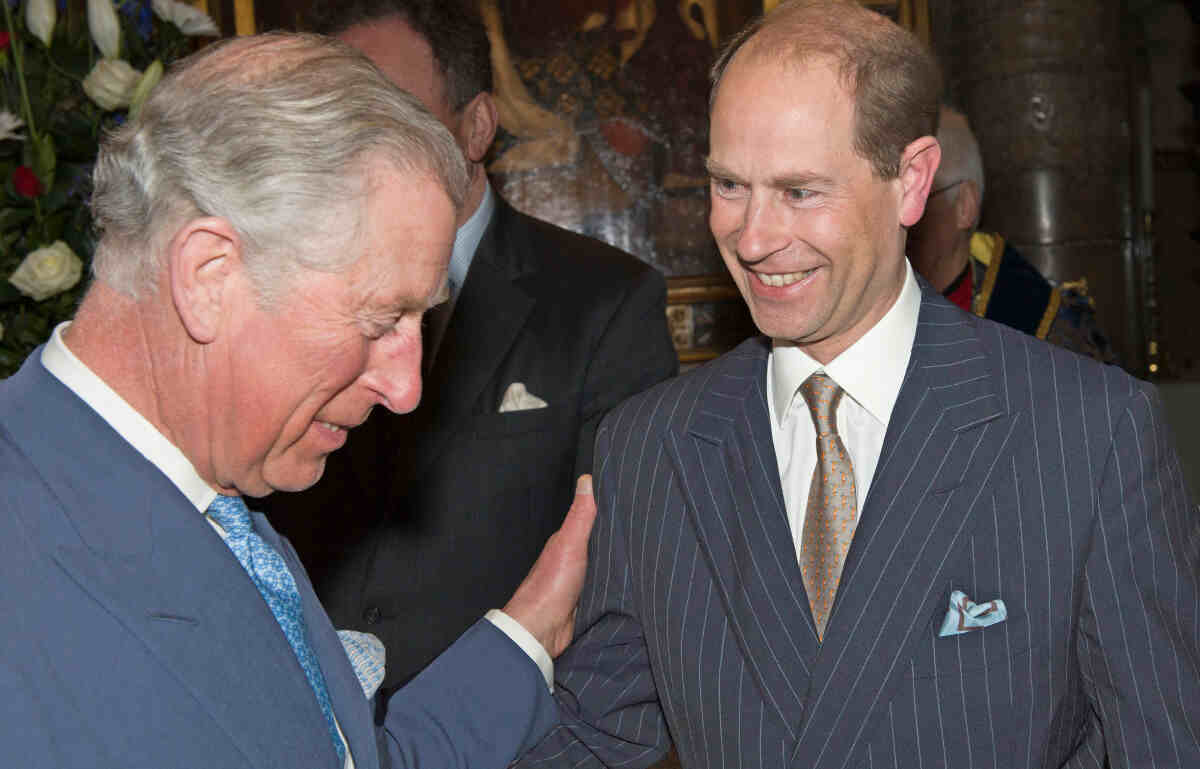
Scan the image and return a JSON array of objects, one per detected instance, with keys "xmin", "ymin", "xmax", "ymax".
[
  {"xmin": 338, "ymin": 629, "xmax": 386, "ymax": 699},
  {"xmin": 938, "ymin": 590, "xmax": 1007, "ymax": 637}
]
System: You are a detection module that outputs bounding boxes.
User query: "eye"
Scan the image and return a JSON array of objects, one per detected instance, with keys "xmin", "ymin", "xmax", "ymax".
[
  {"xmin": 784, "ymin": 187, "xmax": 814, "ymax": 203},
  {"xmin": 710, "ymin": 176, "xmax": 746, "ymax": 199}
]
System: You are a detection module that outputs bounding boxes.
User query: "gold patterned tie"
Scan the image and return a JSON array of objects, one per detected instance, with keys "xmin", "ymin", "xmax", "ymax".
[{"xmin": 798, "ymin": 372, "xmax": 858, "ymax": 641}]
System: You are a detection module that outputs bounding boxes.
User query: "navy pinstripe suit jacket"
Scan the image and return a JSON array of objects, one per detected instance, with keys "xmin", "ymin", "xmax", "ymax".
[{"xmin": 519, "ymin": 285, "xmax": 1200, "ymax": 769}]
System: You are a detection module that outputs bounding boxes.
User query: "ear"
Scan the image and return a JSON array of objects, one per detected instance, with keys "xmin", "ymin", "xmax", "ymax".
[
  {"xmin": 896, "ymin": 135, "xmax": 941, "ymax": 228},
  {"xmin": 167, "ymin": 217, "xmax": 241, "ymax": 345},
  {"xmin": 457, "ymin": 91, "xmax": 499, "ymax": 164},
  {"xmin": 953, "ymin": 179, "xmax": 981, "ymax": 231}
]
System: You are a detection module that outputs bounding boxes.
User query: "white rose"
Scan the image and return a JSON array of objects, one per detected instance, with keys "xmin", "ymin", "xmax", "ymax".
[
  {"xmin": 87, "ymin": 0, "xmax": 122, "ymax": 59},
  {"xmin": 24, "ymin": 0, "xmax": 57, "ymax": 47},
  {"xmin": 151, "ymin": 0, "xmax": 219, "ymax": 37},
  {"xmin": 0, "ymin": 110, "xmax": 25, "ymax": 143},
  {"xmin": 82, "ymin": 58, "xmax": 142, "ymax": 111},
  {"xmin": 10, "ymin": 241, "xmax": 84, "ymax": 302}
]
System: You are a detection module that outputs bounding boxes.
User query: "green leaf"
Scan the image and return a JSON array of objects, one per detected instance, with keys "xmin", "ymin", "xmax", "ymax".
[{"xmin": 30, "ymin": 131, "xmax": 55, "ymax": 195}]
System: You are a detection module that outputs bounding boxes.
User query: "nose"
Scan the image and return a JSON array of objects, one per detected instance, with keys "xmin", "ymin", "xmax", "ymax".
[
  {"xmin": 736, "ymin": 194, "xmax": 790, "ymax": 265},
  {"xmin": 360, "ymin": 327, "xmax": 423, "ymax": 415}
]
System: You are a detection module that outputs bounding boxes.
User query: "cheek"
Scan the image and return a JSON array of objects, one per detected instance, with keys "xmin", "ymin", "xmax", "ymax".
[{"xmin": 709, "ymin": 196, "xmax": 744, "ymax": 241}]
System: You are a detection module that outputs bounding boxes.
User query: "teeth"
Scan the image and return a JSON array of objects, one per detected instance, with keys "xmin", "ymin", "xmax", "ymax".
[
  {"xmin": 756, "ymin": 268, "xmax": 815, "ymax": 287},
  {"xmin": 318, "ymin": 421, "xmax": 343, "ymax": 432}
]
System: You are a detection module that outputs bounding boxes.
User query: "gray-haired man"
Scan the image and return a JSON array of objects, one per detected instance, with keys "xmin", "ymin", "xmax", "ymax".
[{"xmin": 0, "ymin": 32, "xmax": 593, "ymax": 769}]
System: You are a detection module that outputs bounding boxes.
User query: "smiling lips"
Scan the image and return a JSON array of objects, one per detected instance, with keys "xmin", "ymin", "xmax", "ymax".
[{"xmin": 754, "ymin": 267, "xmax": 818, "ymax": 287}]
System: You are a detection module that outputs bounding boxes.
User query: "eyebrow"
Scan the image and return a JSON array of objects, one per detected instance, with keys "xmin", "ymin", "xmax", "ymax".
[{"xmin": 704, "ymin": 157, "xmax": 833, "ymax": 190}]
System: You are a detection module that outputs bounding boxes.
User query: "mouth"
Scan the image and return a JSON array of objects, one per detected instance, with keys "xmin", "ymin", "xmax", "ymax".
[
  {"xmin": 753, "ymin": 267, "xmax": 818, "ymax": 287},
  {"xmin": 316, "ymin": 421, "xmax": 345, "ymax": 433}
]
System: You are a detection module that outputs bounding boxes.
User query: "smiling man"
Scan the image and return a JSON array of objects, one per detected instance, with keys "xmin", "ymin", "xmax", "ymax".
[
  {"xmin": 0, "ymin": 33, "xmax": 597, "ymax": 769},
  {"xmin": 516, "ymin": 1, "xmax": 1200, "ymax": 767}
]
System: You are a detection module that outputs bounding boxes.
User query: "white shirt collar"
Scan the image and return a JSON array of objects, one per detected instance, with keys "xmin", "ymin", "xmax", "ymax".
[
  {"xmin": 40, "ymin": 322, "xmax": 218, "ymax": 513},
  {"xmin": 769, "ymin": 262, "xmax": 920, "ymax": 427},
  {"xmin": 449, "ymin": 178, "xmax": 495, "ymax": 291}
]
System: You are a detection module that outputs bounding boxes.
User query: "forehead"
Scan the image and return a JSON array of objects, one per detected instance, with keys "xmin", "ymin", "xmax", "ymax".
[
  {"xmin": 339, "ymin": 16, "xmax": 451, "ymax": 117},
  {"xmin": 349, "ymin": 168, "xmax": 455, "ymax": 311},
  {"xmin": 710, "ymin": 53, "xmax": 857, "ymax": 171}
]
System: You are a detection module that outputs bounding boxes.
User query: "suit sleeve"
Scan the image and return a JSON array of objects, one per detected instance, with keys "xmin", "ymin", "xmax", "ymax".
[
  {"xmin": 516, "ymin": 414, "xmax": 673, "ymax": 769},
  {"xmin": 574, "ymin": 266, "xmax": 677, "ymax": 477},
  {"xmin": 1076, "ymin": 379, "xmax": 1200, "ymax": 766},
  {"xmin": 382, "ymin": 619, "xmax": 559, "ymax": 768}
]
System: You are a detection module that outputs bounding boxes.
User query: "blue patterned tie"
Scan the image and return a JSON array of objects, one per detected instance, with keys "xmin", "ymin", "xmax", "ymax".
[{"xmin": 207, "ymin": 495, "xmax": 345, "ymax": 763}]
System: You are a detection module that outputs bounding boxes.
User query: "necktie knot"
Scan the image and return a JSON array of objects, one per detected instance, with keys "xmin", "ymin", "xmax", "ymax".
[
  {"xmin": 798, "ymin": 371, "xmax": 844, "ymax": 435},
  {"xmin": 207, "ymin": 494, "xmax": 252, "ymax": 539}
]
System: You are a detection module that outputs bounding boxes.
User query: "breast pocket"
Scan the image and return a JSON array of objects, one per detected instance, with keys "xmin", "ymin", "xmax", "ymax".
[
  {"xmin": 905, "ymin": 612, "xmax": 1034, "ymax": 681},
  {"xmin": 469, "ymin": 404, "xmax": 567, "ymax": 438},
  {"xmin": 892, "ymin": 615, "xmax": 1038, "ymax": 769}
]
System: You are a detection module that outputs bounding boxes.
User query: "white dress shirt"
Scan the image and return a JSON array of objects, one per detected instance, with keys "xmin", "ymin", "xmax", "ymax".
[
  {"xmin": 767, "ymin": 264, "xmax": 921, "ymax": 566},
  {"xmin": 40, "ymin": 322, "xmax": 554, "ymax": 768}
]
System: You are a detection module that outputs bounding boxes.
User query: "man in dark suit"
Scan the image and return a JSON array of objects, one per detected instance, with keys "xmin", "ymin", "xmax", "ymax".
[
  {"xmin": 261, "ymin": 0, "xmax": 678, "ymax": 692},
  {"xmin": 518, "ymin": 1, "xmax": 1200, "ymax": 766},
  {"xmin": 0, "ymin": 33, "xmax": 596, "ymax": 768}
]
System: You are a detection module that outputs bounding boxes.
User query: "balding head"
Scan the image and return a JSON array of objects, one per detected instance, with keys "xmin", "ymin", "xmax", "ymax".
[
  {"xmin": 930, "ymin": 105, "xmax": 985, "ymax": 221},
  {"xmin": 710, "ymin": 0, "xmax": 941, "ymax": 180}
]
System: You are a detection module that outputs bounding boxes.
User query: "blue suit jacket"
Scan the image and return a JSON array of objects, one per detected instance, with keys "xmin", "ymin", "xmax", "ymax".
[
  {"xmin": 520, "ymin": 284, "xmax": 1200, "ymax": 768},
  {"xmin": 0, "ymin": 353, "xmax": 556, "ymax": 769}
]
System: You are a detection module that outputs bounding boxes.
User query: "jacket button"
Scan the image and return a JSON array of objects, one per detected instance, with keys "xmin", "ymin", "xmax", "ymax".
[{"xmin": 363, "ymin": 606, "xmax": 381, "ymax": 625}]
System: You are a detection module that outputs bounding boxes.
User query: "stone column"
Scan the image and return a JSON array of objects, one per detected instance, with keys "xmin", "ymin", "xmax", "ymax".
[{"xmin": 930, "ymin": 0, "xmax": 1138, "ymax": 367}]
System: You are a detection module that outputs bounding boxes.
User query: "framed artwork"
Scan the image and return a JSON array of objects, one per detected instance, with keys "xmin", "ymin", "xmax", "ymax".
[{"xmin": 236, "ymin": 0, "xmax": 927, "ymax": 364}]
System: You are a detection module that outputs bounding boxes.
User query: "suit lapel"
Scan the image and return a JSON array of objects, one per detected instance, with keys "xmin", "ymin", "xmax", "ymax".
[
  {"xmin": 49, "ymin": 478, "xmax": 338, "ymax": 769},
  {"xmin": 791, "ymin": 291, "xmax": 1018, "ymax": 768},
  {"xmin": 669, "ymin": 338, "xmax": 819, "ymax": 740},
  {"xmin": 386, "ymin": 201, "xmax": 536, "ymax": 491},
  {"xmin": 8, "ymin": 366, "xmax": 341, "ymax": 769}
]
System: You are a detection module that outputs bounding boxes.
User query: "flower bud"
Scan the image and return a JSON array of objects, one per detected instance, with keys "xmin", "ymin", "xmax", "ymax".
[
  {"xmin": 12, "ymin": 166, "xmax": 42, "ymax": 198},
  {"xmin": 128, "ymin": 59, "xmax": 163, "ymax": 120},
  {"xmin": 10, "ymin": 241, "xmax": 84, "ymax": 302},
  {"xmin": 24, "ymin": 0, "xmax": 57, "ymax": 47},
  {"xmin": 87, "ymin": 0, "xmax": 121, "ymax": 59},
  {"xmin": 82, "ymin": 58, "xmax": 141, "ymax": 111}
]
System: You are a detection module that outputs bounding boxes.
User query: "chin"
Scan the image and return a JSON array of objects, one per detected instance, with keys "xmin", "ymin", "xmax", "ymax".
[{"xmin": 263, "ymin": 459, "xmax": 327, "ymax": 495}]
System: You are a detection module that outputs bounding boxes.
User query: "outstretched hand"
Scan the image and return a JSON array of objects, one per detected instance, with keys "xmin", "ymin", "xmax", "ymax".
[{"xmin": 502, "ymin": 475, "xmax": 596, "ymax": 658}]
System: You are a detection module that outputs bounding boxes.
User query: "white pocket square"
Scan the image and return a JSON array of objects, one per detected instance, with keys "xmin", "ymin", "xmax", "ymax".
[{"xmin": 499, "ymin": 382, "xmax": 548, "ymax": 413}]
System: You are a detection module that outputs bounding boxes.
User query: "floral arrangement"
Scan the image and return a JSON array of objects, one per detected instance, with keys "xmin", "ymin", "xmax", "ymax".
[{"xmin": 0, "ymin": 0, "xmax": 219, "ymax": 377}]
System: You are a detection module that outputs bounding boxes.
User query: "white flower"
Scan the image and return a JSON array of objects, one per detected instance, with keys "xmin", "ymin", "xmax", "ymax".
[
  {"xmin": 86, "ymin": 0, "xmax": 121, "ymax": 59},
  {"xmin": 10, "ymin": 241, "xmax": 84, "ymax": 302},
  {"xmin": 152, "ymin": 0, "xmax": 219, "ymax": 37},
  {"xmin": 82, "ymin": 58, "xmax": 142, "ymax": 111},
  {"xmin": 0, "ymin": 111, "xmax": 25, "ymax": 143},
  {"xmin": 24, "ymin": 0, "xmax": 57, "ymax": 47}
]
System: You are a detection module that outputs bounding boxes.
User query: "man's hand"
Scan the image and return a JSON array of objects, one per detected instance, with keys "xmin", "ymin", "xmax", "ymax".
[{"xmin": 503, "ymin": 475, "xmax": 596, "ymax": 657}]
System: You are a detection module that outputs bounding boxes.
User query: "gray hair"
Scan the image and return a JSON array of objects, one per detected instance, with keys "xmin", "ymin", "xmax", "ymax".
[
  {"xmin": 91, "ymin": 32, "xmax": 469, "ymax": 302},
  {"xmin": 934, "ymin": 105, "xmax": 985, "ymax": 225}
]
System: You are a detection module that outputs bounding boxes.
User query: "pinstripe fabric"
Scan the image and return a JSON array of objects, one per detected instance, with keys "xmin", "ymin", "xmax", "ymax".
[{"xmin": 517, "ymin": 284, "xmax": 1200, "ymax": 769}]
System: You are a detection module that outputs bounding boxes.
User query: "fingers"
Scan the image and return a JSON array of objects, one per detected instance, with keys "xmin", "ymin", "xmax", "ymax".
[{"xmin": 559, "ymin": 474, "xmax": 597, "ymax": 544}]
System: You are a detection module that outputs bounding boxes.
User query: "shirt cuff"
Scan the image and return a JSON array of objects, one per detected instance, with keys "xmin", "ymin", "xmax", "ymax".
[{"xmin": 484, "ymin": 609, "xmax": 554, "ymax": 692}]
